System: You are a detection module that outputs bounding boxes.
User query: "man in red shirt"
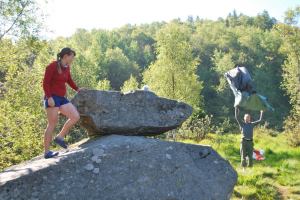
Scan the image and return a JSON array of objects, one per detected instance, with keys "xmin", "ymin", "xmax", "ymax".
[{"xmin": 42, "ymin": 47, "xmax": 83, "ymax": 158}]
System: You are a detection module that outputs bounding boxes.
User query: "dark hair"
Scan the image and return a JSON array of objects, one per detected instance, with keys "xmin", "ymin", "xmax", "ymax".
[{"xmin": 56, "ymin": 47, "xmax": 76, "ymax": 73}]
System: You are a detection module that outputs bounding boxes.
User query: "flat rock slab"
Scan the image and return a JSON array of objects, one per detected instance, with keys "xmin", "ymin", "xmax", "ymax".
[
  {"xmin": 0, "ymin": 135, "xmax": 237, "ymax": 200},
  {"xmin": 71, "ymin": 90, "xmax": 193, "ymax": 136}
]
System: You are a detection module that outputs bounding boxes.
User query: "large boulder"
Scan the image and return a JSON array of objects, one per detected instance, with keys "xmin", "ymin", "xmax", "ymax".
[
  {"xmin": 0, "ymin": 135, "xmax": 237, "ymax": 200},
  {"xmin": 71, "ymin": 90, "xmax": 193, "ymax": 136}
]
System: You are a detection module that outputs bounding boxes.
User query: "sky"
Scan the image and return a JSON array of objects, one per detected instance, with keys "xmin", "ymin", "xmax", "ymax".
[{"xmin": 36, "ymin": 0, "xmax": 300, "ymax": 39}]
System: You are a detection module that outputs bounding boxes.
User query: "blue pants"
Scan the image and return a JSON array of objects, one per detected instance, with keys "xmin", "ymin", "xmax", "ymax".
[{"xmin": 44, "ymin": 95, "xmax": 69, "ymax": 108}]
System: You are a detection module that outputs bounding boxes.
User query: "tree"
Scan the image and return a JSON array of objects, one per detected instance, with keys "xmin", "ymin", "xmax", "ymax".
[
  {"xmin": 0, "ymin": 0, "xmax": 44, "ymax": 80},
  {"xmin": 102, "ymin": 47, "xmax": 139, "ymax": 90},
  {"xmin": 0, "ymin": 40, "xmax": 48, "ymax": 170},
  {"xmin": 96, "ymin": 79, "xmax": 111, "ymax": 90},
  {"xmin": 0, "ymin": 0, "xmax": 42, "ymax": 40},
  {"xmin": 253, "ymin": 10, "xmax": 277, "ymax": 30},
  {"xmin": 143, "ymin": 22, "xmax": 203, "ymax": 111},
  {"xmin": 212, "ymin": 50, "xmax": 235, "ymax": 92},
  {"xmin": 276, "ymin": 6, "xmax": 300, "ymax": 145},
  {"xmin": 127, "ymin": 30, "xmax": 155, "ymax": 69},
  {"xmin": 121, "ymin": 74, "xmax": 139, "ymax": 92}
]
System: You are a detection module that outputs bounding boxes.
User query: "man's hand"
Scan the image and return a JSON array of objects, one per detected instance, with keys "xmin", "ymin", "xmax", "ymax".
[
  {"xmin": 48, "ymin": 97, "xmax": 55, "ymax": 107},
  {"xmin": 259, "ymin": 110, "xmax": 264, "ymax": 120}
]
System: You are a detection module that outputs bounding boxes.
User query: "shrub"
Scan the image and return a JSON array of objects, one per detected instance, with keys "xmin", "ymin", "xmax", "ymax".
[
  {"xmin": 285, "ymin": 116, "xmax": 300, "ymax": 147},
  {"xmin": 177, "ymin": 115, "xmax": 213, "ymax": 141}
]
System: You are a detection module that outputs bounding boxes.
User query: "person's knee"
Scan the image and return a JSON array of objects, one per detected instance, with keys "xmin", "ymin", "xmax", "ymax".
[{"xmin": 71, "ymin": 112, "xmax": 80, "ymax": 122}]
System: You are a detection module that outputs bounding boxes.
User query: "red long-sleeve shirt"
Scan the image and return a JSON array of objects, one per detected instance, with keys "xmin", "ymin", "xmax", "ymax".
[{"xmin": 42, "ymin": 61, "xmax": 79, "ymax": 98}]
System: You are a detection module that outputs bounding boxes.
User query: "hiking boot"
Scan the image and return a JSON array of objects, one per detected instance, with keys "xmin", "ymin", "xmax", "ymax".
[
  {"xmin": 54, "ymin": 137, "xmax": 68, "ymax": 149},
  {"xmin": 44, "ymin": 151, "xmax": 59, "ymax": 159}
]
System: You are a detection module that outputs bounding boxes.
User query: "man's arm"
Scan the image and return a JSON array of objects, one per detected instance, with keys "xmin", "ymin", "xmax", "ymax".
[
  {"xmin": 235, "ymin": 106, "xmax": 242, "ymax": 128},
  {"xmin": 252, "ymin": 110, "xmax": 264, "ymax": 125}
]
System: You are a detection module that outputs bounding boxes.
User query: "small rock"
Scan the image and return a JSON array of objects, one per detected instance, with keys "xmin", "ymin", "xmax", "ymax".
[
  {"xmin": 84, "ymin": 163, "xmax": 94, "ymax": 171},
  {"xmin": 166, "ymin": 154, "xmax": 172, "ymax": 160},
  {"xmin": 91, "ymin": 155, "xmax": 98, "ymax": 162},
  {"xmin": 166, "ymin": 146, "xmax": 173, "ymax": 150},
  {"xmin": 199, "ymin": 148, "xmax": 211, "ymax": 158},
  {"xmin": 93, "ymin": 148, "xmax": 104, "ymax": 156},
  {"xmin": 93, "ymin": 168, "xmax": 100, "ymax": 174},
  {"xmin": 32, "ymin": 191, "xmax": 38, "ymax": 197},
  {"xmin": 95, "ymin": 158, "xmax": 102, "ymax": 164},
  {"xmin": 58, "ymin": 190, "xmax": 65, "ymax": 195}
]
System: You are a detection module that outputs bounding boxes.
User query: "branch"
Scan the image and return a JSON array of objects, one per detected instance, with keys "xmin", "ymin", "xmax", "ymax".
[{"xmin": 0, "ymin": 1, "xmax": 29, "ymax": 40}]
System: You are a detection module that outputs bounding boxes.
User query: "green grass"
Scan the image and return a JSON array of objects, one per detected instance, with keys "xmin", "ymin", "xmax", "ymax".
[{"xmin": 177, "ymin": 128, "xmax": 300, "ymax": 200}]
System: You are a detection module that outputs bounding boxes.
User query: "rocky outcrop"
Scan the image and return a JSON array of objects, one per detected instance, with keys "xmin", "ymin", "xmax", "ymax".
[
  {"xmin": 71, "ymin": 90, "xmax": 193, "ymax": 136},
  {"xmin": 0, "ymin": 135, "xmax": 237, "ymax": 200}
]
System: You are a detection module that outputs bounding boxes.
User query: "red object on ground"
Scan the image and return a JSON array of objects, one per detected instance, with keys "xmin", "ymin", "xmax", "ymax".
[{"xmin": 253, "ymin": 149, "xmax": 265, "ymax": 160}]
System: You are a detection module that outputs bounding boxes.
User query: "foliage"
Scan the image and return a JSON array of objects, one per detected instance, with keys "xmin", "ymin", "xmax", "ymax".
[
  {"xmin": 0, "ymin": 39, "xmax": 48, "ymax": 169},
  {"xmin": 178, "ymin": 115, "xmax": 213, "ymax": 141},
  {"xmin": 0, "ymin": 0, "xmax": 42, "ymax": 40},
  {"xmin": 276, "ymin": 6, "xmax": 300, "ymax": 146},
  {"xmin": 96, "ymin": 79, "xmax": 111, "ymax": 90},
  {"xmin": 143, "ymin": 22, "xmax": 203, "ymax": 111},
  {"xmin": 121, "ymin": 74, "xmax": 139, "ymax": 92}
]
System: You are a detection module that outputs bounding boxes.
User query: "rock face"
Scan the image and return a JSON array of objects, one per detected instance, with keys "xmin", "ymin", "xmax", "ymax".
[
  {"xmin": 71, "ymin": 90, "xmax": 193, "ymax": 136},
  {"xmin": 0, "ymin": 135, "xmax": 237, "ymax": 200}
]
